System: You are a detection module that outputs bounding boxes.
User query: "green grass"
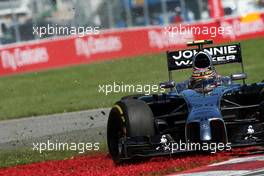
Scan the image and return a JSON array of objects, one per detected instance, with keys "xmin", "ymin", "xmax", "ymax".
[
  {"xmin": 0, "ymin": 38, "xmax": 264, "ymax": 120},
  {"xmin": 0, "ymin": 149, "xmax": 79, "ymax": 168},
  {"xmin": 0, "ymin": 143, "xmax": 108, "ymax": 168},
  {"xmin": 0, "ymin": 144, "xmax": 107, "ymax": 168}
]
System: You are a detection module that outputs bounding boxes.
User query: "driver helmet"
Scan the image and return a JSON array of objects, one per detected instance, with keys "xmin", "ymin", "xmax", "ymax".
[{"xmin": 189, "ymin": 68, "xmax": 218, "ymax": 92}]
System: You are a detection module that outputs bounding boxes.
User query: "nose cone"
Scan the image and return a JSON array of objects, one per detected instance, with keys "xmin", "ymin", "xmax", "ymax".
[
  {"xmin": 186, "ymin": 118, "xmax": 228, "ymax": 143},
  {"xmin": 186, "ymin": 120, "xmax": 212, "ymax": 143},
  {"xmin": 200, "ymin": 121, "xmax": 212, "ymax": 141},
  {"xmin": 183, "ymin": 88, "xmax": 228, "ymax": 143}
]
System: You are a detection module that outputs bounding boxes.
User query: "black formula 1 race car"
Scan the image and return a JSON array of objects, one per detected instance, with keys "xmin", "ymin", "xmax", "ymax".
[{"xmin": 107, "ymin": 40, "xmax": 264, "ymax": 164}]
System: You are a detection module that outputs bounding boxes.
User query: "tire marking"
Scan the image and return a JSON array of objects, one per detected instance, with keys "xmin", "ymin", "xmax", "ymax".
[
  {"xmin": 114, "ymin": 105, "xmax": 126, "ymax": 122},
  {"xmin": 114, "ymin": 105, "xmax": 127, "ymax": 135}
]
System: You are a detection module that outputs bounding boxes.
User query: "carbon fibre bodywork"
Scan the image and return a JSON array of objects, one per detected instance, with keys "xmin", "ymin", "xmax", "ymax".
[
  {"xmin": 116, "ymin": 82, "xmax": 264, "ymax": 160},
  {"xmin": 107, "ymin": 40, "xmax": 264, "ymax": 162}
]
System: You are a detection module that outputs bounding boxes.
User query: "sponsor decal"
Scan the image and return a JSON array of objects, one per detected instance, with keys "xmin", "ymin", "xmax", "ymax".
[
  {"xmin": 156, "ymin": 135, "xmax": 171, "ymax": 151},
  {"xmin": 75, "ymin": 36, "xmax": 122, "ymax": 58},
  {"xmin": 0, "ymin": 47, "xmax": 49, "ymax": 70},
  {"xmin": 167, "ymin": 44, "xmax": 241, "ymax": 70},
  {"xmin": 244, "ymin": 125, "xmax": 257, "ymax": 140},
  {"xmin": 201, "ymin": 123, "xmax": 209, "ymax": 130}
]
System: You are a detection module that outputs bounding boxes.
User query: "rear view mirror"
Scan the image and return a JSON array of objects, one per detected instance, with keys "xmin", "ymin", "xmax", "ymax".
[
  {"xmin": 231, "ymin": 73, "xmax": 247, "ymax": 81},
  {"xmin": 160, "ymin": 81, "xmax": 175, "ymax": 89}
]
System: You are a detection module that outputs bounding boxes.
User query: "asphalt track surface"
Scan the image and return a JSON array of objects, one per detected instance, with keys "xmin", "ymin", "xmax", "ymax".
[{"xmin": 0, "ymin": 108, "xmax": 110, "ymax": 149}]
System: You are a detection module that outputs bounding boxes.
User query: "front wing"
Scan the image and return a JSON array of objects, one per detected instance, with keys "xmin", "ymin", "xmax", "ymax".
[{"xmin": 117, "ymin": 132, "xmax": 264, "ymax": 161}]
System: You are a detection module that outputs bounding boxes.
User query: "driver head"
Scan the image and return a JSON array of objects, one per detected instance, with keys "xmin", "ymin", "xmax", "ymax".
[
  {"xmin": 193, "ymin": 51, "xmax": 213, "ymax": 70},
  {"xmin": 190, "ymin": 51, "xmax": 218, "ymax": 92}
]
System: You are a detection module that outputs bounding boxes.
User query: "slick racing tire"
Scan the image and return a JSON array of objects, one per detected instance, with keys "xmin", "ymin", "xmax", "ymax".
[{"xmin": 107, "ymin": 99, "xmax": 155, "ymax": 164}]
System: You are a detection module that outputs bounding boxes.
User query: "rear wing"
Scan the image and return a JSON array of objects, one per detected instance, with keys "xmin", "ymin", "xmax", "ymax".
[
  {"xmin": 167, "ymin": 44, "xmax": 242, "ymax": 71},
  {"xmin": 166, "ymin": 41, "xmax": 245, "ymax": 84}
]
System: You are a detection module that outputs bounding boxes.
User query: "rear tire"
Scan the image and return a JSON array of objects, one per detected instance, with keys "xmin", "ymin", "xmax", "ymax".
[{"xmin": 107, "ymin": 99, "xmax": 155, "ymax": 164}]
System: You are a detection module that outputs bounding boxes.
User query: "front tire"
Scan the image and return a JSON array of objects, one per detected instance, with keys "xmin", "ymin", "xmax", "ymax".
[{"xmin": 107, "ymin": 99, "xmax": 155, "ymax": 164}]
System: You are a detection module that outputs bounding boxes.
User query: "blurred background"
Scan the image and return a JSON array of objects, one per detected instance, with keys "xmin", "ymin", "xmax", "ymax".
[{"xmin": 1, "ymin": 0, "xmax": 264, "ymax": 44}]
